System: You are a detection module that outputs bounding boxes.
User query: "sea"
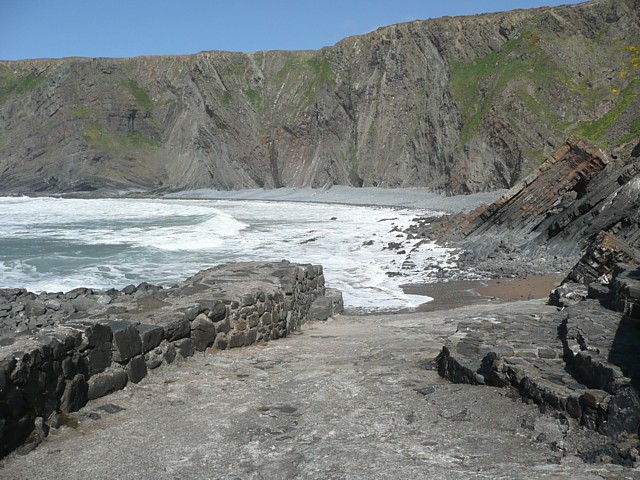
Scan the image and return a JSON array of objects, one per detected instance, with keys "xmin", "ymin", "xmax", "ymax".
[{"xmin": 0, "ymin": 196, "xmax": 458, "ymax": 313}]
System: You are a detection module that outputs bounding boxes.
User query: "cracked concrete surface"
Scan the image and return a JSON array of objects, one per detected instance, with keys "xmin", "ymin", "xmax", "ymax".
[{"xmin": 1, "ymin": 302, "xmax": 636, "ymax": 479}]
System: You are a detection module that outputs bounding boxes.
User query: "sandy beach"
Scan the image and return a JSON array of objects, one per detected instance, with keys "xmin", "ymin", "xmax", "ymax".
[{"xmin": 401, "ymin": 274, "xmax": 564, "ymax": 313}]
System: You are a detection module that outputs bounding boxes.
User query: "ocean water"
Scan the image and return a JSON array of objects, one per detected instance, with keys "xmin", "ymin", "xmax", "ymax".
[{"xmin": 0, "ymin": 196, "xmax": 457, "ymax": 313}]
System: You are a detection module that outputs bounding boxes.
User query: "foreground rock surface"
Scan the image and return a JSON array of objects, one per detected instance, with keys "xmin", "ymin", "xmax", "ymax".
[
  {"xmin": 0, "ymin": 302, "xmax": 636, "ymax": 479},
  {"xmin": 0, "ymin": 261, "xmax": 339, "ymax": 458}
]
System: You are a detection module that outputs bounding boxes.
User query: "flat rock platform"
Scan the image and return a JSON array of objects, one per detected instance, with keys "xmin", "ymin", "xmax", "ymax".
[{"xmin": 1, "ymin": 300, "xmax": 636, "ymax": 479}]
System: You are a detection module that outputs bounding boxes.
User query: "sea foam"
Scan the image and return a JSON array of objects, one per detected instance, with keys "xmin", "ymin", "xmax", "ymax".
[{"xmin": 0, "ymin": 197, "xmax": 454, "ymax": 312}]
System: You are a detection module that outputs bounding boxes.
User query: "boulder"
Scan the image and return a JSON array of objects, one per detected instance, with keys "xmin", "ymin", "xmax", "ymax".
[{"xmin": 107, "ymin": 321, "xmax": 142, "ymax": 363}]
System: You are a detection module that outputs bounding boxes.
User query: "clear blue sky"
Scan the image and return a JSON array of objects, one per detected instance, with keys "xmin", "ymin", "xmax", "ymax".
[{"xmin": 1, "ymin": 0, "xmax": 584, "ymax": 61}]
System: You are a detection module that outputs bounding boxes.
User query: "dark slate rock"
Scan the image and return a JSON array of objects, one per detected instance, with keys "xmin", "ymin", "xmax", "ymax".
[
  {"xmin": 85, "ymin": 341, "xmax": 112, "ymax": 375},
  {"xmin": 537, "ymin": 348, "xmax": 557, "ymax": 359},
  {"xmin": 244, "ymin": 329, "xmax": 257, "ymax": 346},
  {"xmin": 199, "ymin": 300, "xmax": 227, "ymax": 321},
  {"xmin": 174, "ymin": 338, "xmax": 194, "ymax": 359},
  {"xmin": 74, "ymin": 322, "xmax": 112, "ymax": 351},
  {"xmin": 163, "ymin": 315, "xmax": 190, "ymax": 342},
  {"xmin": 3, "ymin": 384, "xmax": 24, "ymax": 418},
  {"xmin": 60, "ymin": 374, "xmax": 88, "ymax": 413},
  {"xmin": 137, "ymin": 324, "xmax": 164, "ymax": 353},
  {"xmin": 127, "ymin": 355, "xmax": 147, "ymax": 384},
  {"xmin": 107, "ymin": 320, "xmax": 142, "ymax": 363},
  {"xmin": 121, "ymin": 284, "xmax": 137, "ymax": 295},
  {"xmin": 598, "ymin": 387, "xmax": 640, "ymax": 440},
  {"xmin": 98, "ymin": 403, "xmax": 125, "ymax": 414},
  {"xmin": 88, "ymin": 368, "xmax": 128, "ymax": 400},
  {"xmin": 163, "ymin": 342, "xmax": 177, "ymax": 364},
  {"xmin": 213, "ymin": 332, "xmax": 228, "ymax": 350},
  {"xmin": 191, "ymin": 314, "xmax": 217, "ymax": 351},
  {"xmin": 229, "ymin": 332, "xmax": 246, "ymax": 348}
]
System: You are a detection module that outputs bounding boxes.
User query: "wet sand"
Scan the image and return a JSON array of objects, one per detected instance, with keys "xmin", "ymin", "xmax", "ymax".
[{"xmin": 402, "ymin": 274, "xmax": 564, "ymax": 312}]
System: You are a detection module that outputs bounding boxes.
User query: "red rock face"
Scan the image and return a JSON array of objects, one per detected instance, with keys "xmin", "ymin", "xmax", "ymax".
[{"xmin": 460, "ymin": 137, "xmax": 611, "ymax": 239}]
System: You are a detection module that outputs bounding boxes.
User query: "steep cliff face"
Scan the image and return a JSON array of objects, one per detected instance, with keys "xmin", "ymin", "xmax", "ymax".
[{"xmin": 0, "ymin": 0, "xmax": 639, "ymax": 194}]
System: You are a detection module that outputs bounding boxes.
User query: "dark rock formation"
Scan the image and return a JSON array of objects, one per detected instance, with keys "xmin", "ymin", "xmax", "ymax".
[
  {"xmin": 0, "ymin": 261, "xmax": 342, "ymax": 458},
  {"xmin": 0, "ymin": 0, "xmax": 639, "ymax": 194}
]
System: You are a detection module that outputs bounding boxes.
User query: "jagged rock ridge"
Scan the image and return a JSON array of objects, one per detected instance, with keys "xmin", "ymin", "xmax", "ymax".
[{"xmin": 0, "ymin": 0, "xmax": 639, "ymax": 194}]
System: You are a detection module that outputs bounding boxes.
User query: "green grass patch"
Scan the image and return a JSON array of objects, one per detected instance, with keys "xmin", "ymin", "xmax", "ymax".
[
  {"xmin": 123, "ymin": 79, "xmax": 154, "ymax": 111},
  {"xmin": 244, "ymin": 88, "xmax": 262, "ymax": 110},
  {"xmin": 614, "ymin": 114, "xmax": 640, "ymax": 144},
  {"xmin": 0, "ymin": 69, "xmax": 47, "ymax": 105},
  {"xmin": 574, "ymin": 80, "xmax": 639, "ymax": 142},
  {"xmin": 221, "ymin": 90, "xmax": 233, "ymax": 105},
  {"xmin": 303, "ymin": 56, "xmax": 336, "ymax": 105},
  {"xmin": 85, "ymin": 121, "xmax": 160, "ymax": 156},
  {"xmin": 274, "ymin": 54, "xmax": 336, "ymax": 107},
  {"xmin": 449, "ymin": 36, "xmax": 567, "ymax": 143},
  {"xmin": 71, "ymin": 106, "xmax": 100, "ymax": 118}
]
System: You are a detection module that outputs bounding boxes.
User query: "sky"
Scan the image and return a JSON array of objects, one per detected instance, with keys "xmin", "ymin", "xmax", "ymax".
[{"xmin": 1, "ymin": 0, "xmax": 585, "ymax": 61}]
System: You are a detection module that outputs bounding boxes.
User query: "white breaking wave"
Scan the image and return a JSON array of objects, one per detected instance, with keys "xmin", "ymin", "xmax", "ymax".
[{"xmin": 0, "ymin": 197, "xmax": 455, "ymax": 312}]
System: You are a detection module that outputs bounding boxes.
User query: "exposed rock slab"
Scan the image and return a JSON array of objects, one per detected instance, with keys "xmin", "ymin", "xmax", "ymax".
[
  {"xmin": 436, "ymin": 296, "xmax": 640, "ymax": 464},
  {"xmin": 0, "ymin": 261, "xmax": 341, "ymax": 458},
  {"xmin": 0, "ymin": 305, "xmax": 633, "ymax": 478}
]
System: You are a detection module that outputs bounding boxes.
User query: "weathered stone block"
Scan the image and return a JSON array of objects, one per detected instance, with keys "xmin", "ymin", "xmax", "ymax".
[
  {"xmin": 241, "ymin": 294, "xmax": 256, "ymax": 307},
  {"xmin": 107, "ymin": 321, "xmax": 142, "ymax": 363},
  {"xmin": 144, "ymin": 340, "xmax": 173, "ymax": 369},
  {"xmin": 247, "ymin": 313, "xmax": 260, "ymax": 328},
  {"xmin": 85, "ymin": 341, "xmax": 112, "ymax": 375},
  {"xmin": 137, "ymin": 324, "xmax": 164, "ymax": 353},
  {"xmin": 309, "ymin": 296, "xmax": 333, "ymax": 321},
  {"xmin": 60, "ymin": 374, "xmax": 88, "ymax": 413},
  {"xmin": 198, "ymin": 300, "xmax": 226, "ymax": 322},
  {"xmin": 164, "ymin": 315, "xmax": 190, "ymax": 342},
  {"xmin": 229, "ymin": 332, "xmax": 246, "ymax": 348},
  {"xmin": 127, "ymin": 356, "xmax": 147, "ymax": 384},
  {"xmin": 191, "ymin": 314, "xmax": 216, "ymax": 351},
  {"xmin": 87, "ymin": 368, "xmax": 128, "ymax": 400},
  {"xmin": 260, "ymin": 312, "xmax": 272, "ymax": 325},
  {"xmin": 213, "ymin": 332, "xmax": 228, "ymax": 350},
  {"xmin": 174, "ymin": 338, "xmax": 194, "ymax": 359},
  {"xmin": 244, "ymin": 329, "xmax": 257, "ymax": 346},
  {"xmin": 177, "ymin": 304, "xmax": 201, "ymax": 321},
  {"xmin": 214, "ymin": 316, "xmax": 231, "ymax": 334}
]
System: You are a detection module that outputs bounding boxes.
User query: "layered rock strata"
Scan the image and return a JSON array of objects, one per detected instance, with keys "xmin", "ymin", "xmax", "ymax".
[
  {"xmin": 0, "ymin": 0, "xmax": 639, "ymax": 194},
  {"xmin": 436, "ymin": 289, "xmax": 640, "ymax": 464},
  {"xmin": 0, "ymin": 261, "xmax": 342, "ymax": 457}
]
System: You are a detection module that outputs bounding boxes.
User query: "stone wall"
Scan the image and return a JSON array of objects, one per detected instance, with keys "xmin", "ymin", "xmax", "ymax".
[{"xmin": 0, "ymin": 261, "xmax": 342, "ymax": 457}]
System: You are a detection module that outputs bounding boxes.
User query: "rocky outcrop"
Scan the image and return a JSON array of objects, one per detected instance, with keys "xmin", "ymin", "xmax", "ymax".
[
  {"xmin": 444, "ymin": 135, "xmax": 640, "ymax": 274},
  {"xmin": 435, "ymin": 291, "xmax": 640, "ymax": 465},
  {"xmin": 0, "ymin": 261, "xmax": 342, "ymax": 458},
  {"xmin": 0, "ymin": 0, "xmax": 639, "ymax": 194},
  {"xmin": 456, "ymin": 137, "xmax": 611, "ymax": 253}
]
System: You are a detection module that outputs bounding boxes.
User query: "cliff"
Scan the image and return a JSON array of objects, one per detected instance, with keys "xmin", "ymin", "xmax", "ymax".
[{"xmin": 1, "ymin": 0, "xmax": 639, "ymax": 194}]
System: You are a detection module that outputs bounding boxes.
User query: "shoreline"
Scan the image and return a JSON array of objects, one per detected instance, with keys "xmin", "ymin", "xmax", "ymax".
[
  {"xmin": 401, "ymin": 274, "xmax": 564, "ymax": 313},
  {"xmin": 0, "ymin": 188, "xmax": 561, "ymax": 316},
  {"xmin": 164, "ymin": 186, "xmax": 506, "ymax": 213}
]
